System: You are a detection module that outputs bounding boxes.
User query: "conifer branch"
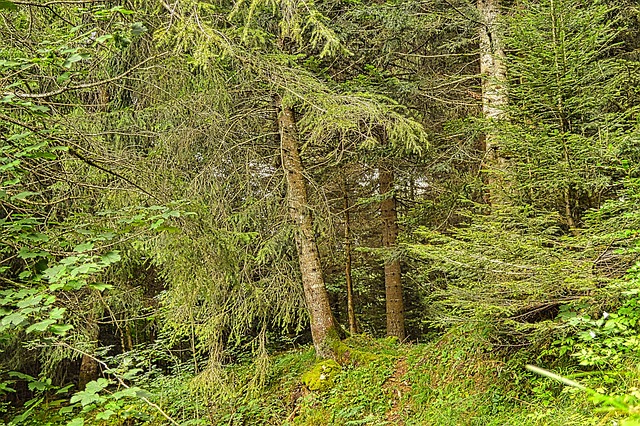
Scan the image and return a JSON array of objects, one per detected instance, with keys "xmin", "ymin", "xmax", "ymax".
[
  {"xmin": 3, "ymin": 54, "xmax": 165, "ymax": 100},
  {"xmin": 0, "ymin": 112, "xmax": 160, "ymax": 201}
]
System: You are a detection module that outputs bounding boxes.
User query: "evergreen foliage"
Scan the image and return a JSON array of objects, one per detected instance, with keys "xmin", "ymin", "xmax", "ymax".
[{"xmin": 2, "ymin": 0, "xmax": 640, "ymax": 424}]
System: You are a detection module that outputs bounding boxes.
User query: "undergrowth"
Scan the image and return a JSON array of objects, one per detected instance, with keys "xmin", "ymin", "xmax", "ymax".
[
  {"xmin": 7, "ymin": 328, "xmax": 640, "ymax": 425},
  {"xmin": 168, "ymin": 336, "xmax": 627, "ymax": 425}
]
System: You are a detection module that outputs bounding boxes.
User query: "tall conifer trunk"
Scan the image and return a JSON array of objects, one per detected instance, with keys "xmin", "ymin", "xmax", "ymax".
[
  {"xmin": 379, "ymin": 158, "xmax": 405, "ymax": 340},
  {"xmin": 276, "ymin": 96, "xmax": 338, "ymax": 358},
  {"xmin": 343, "ymin": 175, "xmax": 357, "ymax": 335},
  {"xmin": 478, "ymin": 0, "xmax": 508, "ymax": 203}
]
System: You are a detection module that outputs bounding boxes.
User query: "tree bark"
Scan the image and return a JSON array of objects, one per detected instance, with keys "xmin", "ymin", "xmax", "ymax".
[
  {"xmin": 276, "ymin": 96, "xmax": 339, "ymax": 358},
  {"xmin": 343, "ymin": 175, "xmax": 357, "ymax": 335},
  {"xmin": 78, "ymin": 311, "xmax": 99, "ymax": 390},
  {"xmin": 379, "ymin": 163, "xmax": 405, "ymax": 340},
  {"xmin": 478, "ymin": 0, "xmax": 508, "ymax": 203}
]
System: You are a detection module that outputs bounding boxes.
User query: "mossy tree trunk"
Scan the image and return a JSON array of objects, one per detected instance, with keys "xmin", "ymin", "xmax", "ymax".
[{"xmin": 276, "ymin": 95, "xmax": 339, "ymax": 358}]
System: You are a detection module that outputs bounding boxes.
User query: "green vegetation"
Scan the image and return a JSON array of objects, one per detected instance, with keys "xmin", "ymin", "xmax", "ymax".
[
  {"xmin": 2, "ymin": 0, "xmax": 640, "ymax": 424},
  {"xmin": 8, "ymin": 331, "xmax": 640, "ymax": 425}
]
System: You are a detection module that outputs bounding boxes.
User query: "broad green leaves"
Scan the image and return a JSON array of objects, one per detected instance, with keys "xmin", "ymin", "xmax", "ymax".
[
  {"xmin": 70, "ymin": 378, "xmax": 109, "ymax": 406},
  {"xmin": 65, "ymin": 377, "xmax": 156, "ymax": 424}
]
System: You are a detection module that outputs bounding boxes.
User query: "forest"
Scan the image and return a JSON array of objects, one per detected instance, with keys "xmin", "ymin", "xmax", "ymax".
[{"xmin": 1, "ymin": 0, "xmax": 640, "ymax": 424}]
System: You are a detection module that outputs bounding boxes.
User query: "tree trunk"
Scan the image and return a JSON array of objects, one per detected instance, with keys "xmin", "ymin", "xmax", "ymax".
[
  {"xmin": 343, "ymin": 174, "xmax": 357, "ymax": 335},
  {"xmin": 379, "ymin": 163, "xmax": 405, "ymax": 340},
  {"xmin": 478, "ymin": 0, "xmax": 508, "ymax": 203},
  {"xmin": 78, "ymin": 311, "xmax": 99, "ymax": 390},
  {"xmin": 276, "ymin": 96, "xmax": 339, "ymax": 358}
]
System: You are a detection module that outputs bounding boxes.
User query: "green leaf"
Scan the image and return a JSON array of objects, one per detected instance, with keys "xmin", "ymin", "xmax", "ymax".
[
  {"xmin": 3, "ymin": 177, "xmax": 20, "ymax": 185},
  {"xmin": 49, "ymin": 282, "xmax": 65, "ymax": 291},
  {"xmin": 61, "ymin": 256, "xmax": 79, "ymax": 265},
  {"xmin": 44, "ymin": 264, "xmax": 65, "ymax": 283},
  {"xmin": 96, "ymin": 410, "xmax": 116, "ymax": 420},
  {"xmin": 0, "ymin": 159, "xmax": 20, "ymax": 171},
  {"xmin": 50, "ymin": 324, "xmax": 73, "ymax": 335},
  {"xmin": 7, "ymin": 131, "xmax": 32, "ymax": 141},
  {"xmin": 57, "ymin": 72, "xmax": 71, "ymax": 84},
  {"xmin": 70, "ymin": 391, "xmax": 102, "ymax": 407},
  {"xmin": 63, "ymin": 53, "xmax": 88, "ymax": 68},
  {"xmin": 66, "ymin": 418, "xmax": 84, "ymax": 426},
  {"xmin": 26, "ymin": 319, "xmax": 56, "ymax": 333},
  {"xmin": 19, "ymin": 270, "xmax": 33, "ymax": 281},
  {"xmin": 0, "ymin": 383, "xmax": 16, "ymax": 393},
  {"xmin": 55, "ymin": 384, "xmax": 74, "ymax": 395},
  {"xmin": 1, "ymin": 312, "xmax": 26, "ymax": 327},
  {"xmin": 28, "ymin": 378, "xmax": 52, "ymax": 391},
  {"xmin": 11, "ymin": 191, "xmax": 37, "ymax": 201},
  {"xmin": 8, "ymin": 371, "xmax": 34, "ymax": 381},
  {"xmin": 0, "ymin": 1, "xmax": 17, "ymax": 11},
  {"xmin": 0, "ymin": 60, "xmax": 20, "ymax": 68},
  {"xmin": 71, "ymin": 263, "xmax": 96, "ymax": 275},
  {"xmin": 18, "ymin": 247, "xmax": 48, "ymax": 259},
  {"xmin": 73, "ymin": 242, "xmax": 94, "ymax": 253},
  {"xmin": 112, "ymin": 386, "xmax": 152, "ymax": 399},
  {"xmin": 95, "ymin": 34, "xmax": 113, "ymax": 43},
  {"xmin": 110, "ymin": 5, "xmax": 134, "ymax": 14},
  {"xmin": 150, "ymin": 218, "xmax": 164, "ymax": 229},
  {"xmin": 49, "ymin": 307, "xmax": 66, "ymax": 320},
  {"xmin": 84, "ymin": 378, "xmax": 109, "ymax": 394},
  {"xmin": 24, "ymin": 232, "xmax": 49, "ymax": 243},
  {"xmin": 131, "ymin": 22, "xmax": 147, "ymax": 36},
  {"xmin": 88, "ymin": 282, "xmax": 112, "ymax": 291},
  {"xmin": 101, "ymin": 251, "xmax": 121, "ymax": 264},
  {"xmin": 59, "ymin": 406, "xmax": 74, "ymax": 414},
  {"xmin": 64, "ymin": 279, "xmax": 86, "ymax": 290},
  {"xmin": 28, "ymin": 104, "xmax": 49, "ymax": 113},
  {"xmin": 16, "ymin": 295, "xmax": 43, "ymax": 308},
  {"xmin": 122, "ymin": 368, "xmax": 143, "ymax": 380}
]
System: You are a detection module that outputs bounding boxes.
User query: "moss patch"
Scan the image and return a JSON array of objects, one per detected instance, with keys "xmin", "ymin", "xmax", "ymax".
[{"xmin": 301, "ymin": 359, "xmax": 342, "ymax": 391}]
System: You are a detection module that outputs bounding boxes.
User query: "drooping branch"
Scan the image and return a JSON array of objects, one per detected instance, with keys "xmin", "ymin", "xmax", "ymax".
[
  {"xmin": 3, "ymin": 54, "xmax": 165, "ymax": 100},
  {"xmin": 0, "ymin": 112, "xmax": 160, "ymax": 201}
]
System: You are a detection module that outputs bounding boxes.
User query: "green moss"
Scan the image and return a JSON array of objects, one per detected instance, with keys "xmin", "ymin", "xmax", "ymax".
[{"xmin": 301, "ymin": 359, "xmax": 342, "ymax": 391}]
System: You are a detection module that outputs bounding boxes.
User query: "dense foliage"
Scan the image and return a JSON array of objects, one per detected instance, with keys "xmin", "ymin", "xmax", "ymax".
[{"xmin": 2, "ymin": 0, "xmax": 640, "ymax": 424}]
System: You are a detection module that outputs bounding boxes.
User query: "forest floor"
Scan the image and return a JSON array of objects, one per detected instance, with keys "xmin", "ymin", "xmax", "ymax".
[
  {"xmin": 161, "ymin": 332, "xmax": 605, "ymax": 426},
  {"xmin": 12, "ymin": 331, "xmax": 616, "ymax": 425}
]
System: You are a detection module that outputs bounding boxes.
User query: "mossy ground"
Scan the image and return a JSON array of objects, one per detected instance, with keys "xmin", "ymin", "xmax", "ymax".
[
  {"xmin": 22, "ymin": 331, "xmax": 620, "ymax": 425},
  {"xmin": 158, "ymin": 332, "xmax": 606, "ymax": 426}
]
